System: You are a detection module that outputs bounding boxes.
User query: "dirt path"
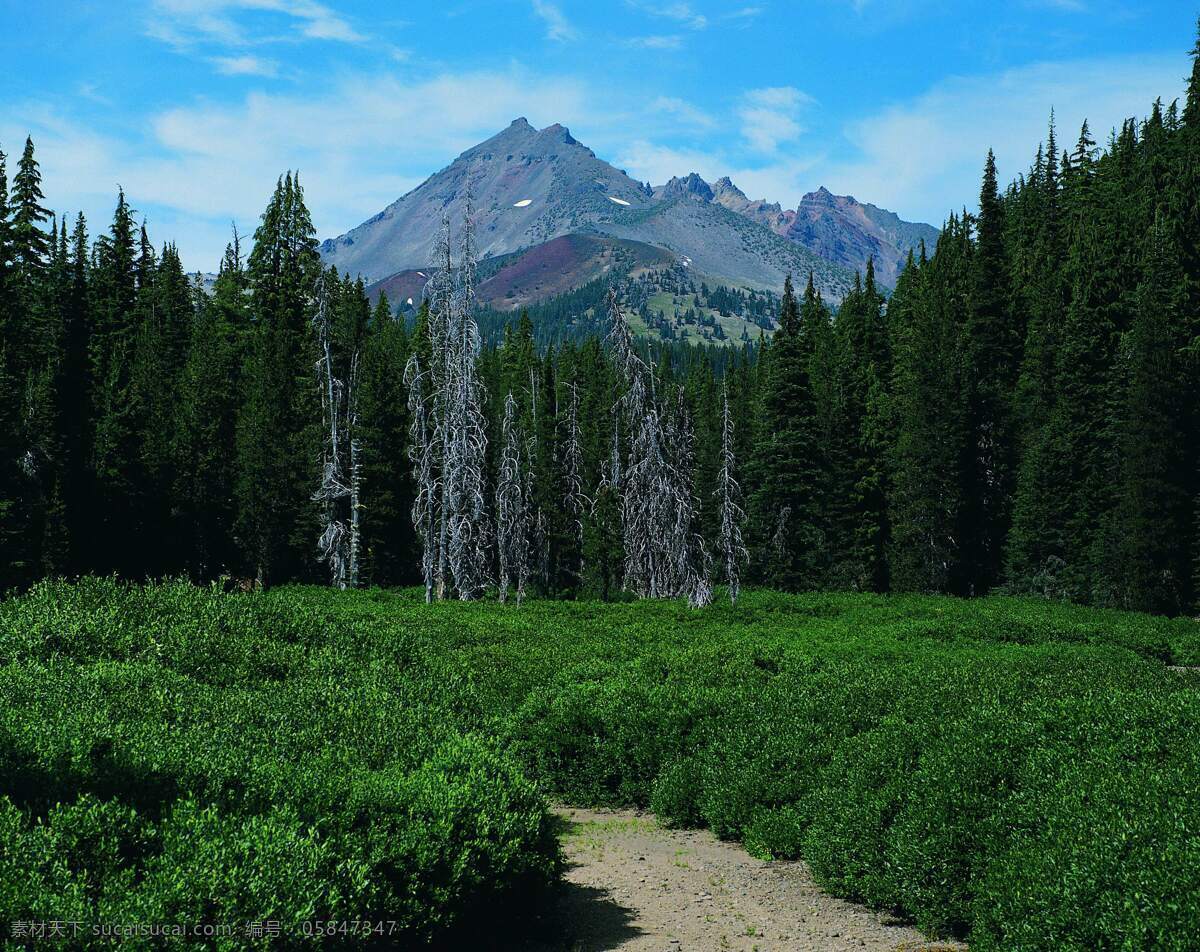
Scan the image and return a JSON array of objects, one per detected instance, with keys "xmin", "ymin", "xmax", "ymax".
[{"xmin": 519, "ymin": 806, "xmax": 965, "ymax": 952}]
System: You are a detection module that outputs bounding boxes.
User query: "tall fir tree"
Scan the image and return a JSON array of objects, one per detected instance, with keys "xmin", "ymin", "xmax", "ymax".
[
  {"xmin": 890, "ymin": 232, "xmax": 969, "ymax": 593},
  {"xmin": 10, "ymin": 137, "xmax": 51, "ymax": 299},
  {"xmin": 1104, "ymin": 227, "xmax": 1191, "ymax": 612},
  {"xmin": 960, "ymin": 151, "xmax": 1016, "ymax": 593},
  {"xmin": 833, "ymin": 262, "xmax": 891, "ymax": 590},
  {"xmin": 357, "ymin": 294, "xmax": 417, "ymax": 585},
  {"xmin": 175, "ymin": 235, "xmax": 248, "ymax": 578},
  {"xmin": 236, "ymin": 173, "xmax": 322, "ymax": 585},
  {"xmin": 0, "ymin": 146, "xmax": 26, "ymax": 587},
  {"xmin": 749, "ymin": 275, "xmax": 822, "ymax": 590},
  {"xmin": 88, "ymin": 190, "xmax": 140, "ymax": 575}
]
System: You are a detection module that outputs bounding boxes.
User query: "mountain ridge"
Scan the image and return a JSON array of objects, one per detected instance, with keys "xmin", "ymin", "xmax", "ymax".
[{"xmin": 319, "ymin": 119, "xmax": 937, "ymax": 303}]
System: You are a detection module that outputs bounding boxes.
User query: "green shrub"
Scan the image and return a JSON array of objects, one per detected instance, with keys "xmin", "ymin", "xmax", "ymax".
[
  {"xmin": 0, "ymin": 582, "xmax": 559, "ymax": 948},
  {"xmin": 1, "ymin": 581, "xmax": 1197, "ymax": 948}
]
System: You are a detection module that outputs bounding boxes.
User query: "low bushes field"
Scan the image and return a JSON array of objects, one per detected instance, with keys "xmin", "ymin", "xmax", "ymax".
[{"xmin": 1, "ymin": 580, "xmax": 1198, "ymax": 948}]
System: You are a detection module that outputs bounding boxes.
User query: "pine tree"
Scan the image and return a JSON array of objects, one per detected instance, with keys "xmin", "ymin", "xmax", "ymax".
[
  {"xmin": 88, "ymin": 190, "xmax": 141, "ymax": 575},
  {"xmin": 0, "ymin": 151, "xmax": 31, "ymax": 585},
  {"xmin": 889, "ymin": 232, "xmax": 968, "ymax": 593},
  {"xmin": 749, "ymin": 275, "xmax": 822, "ymax": 590},
  {"xmin": 576, "ymin": 337, "xmax": 621, "ymax": 599},
  {"xmin": 531, "ymin": 351, "xmax": 562, "ymax": 592},
  {"xmin": 236, "ymin": 173, "xmax": 322, "ymax": 586},
  {"xmin": 833, "ymin": 262, "xmax": 891, "ymax": 590},
  {"xmin": 1007, "ymin": 123, "xmax": 1123, "ymax": 600},
  {"xmin": 1105, "ymin": 227, "xmax": 1191, "ymax": 612},
  {"xmin": 175, "ymin": 234, "xmax": 247, "ymax": 578},
  {"xmin": 59, "ymin": 213, "xmax": 91, "ymax": 573},
  {"xmin": 23, "ymin": 216, "xmax": 72, "ymax": 575},
  {"xmin": 357, "ymin": 294, "xmax": 416, "ymax": 586},
  {"xmin": 0, "ymin": 146, "xmax": 10, "ymax": 299},
  {"xmin": 0, "ymin": 336, "xmax": 31, "ymax": 589},
  {"xmin": 960, "ymin": 151, "xmax": 1016, "ymax": 593},
  {"xmin": 128, "ymin": 239, "xmax": 196, "ymax": 574},
  {"xmin": 11, "ymin": 137, "xmax": 51, "ymax": 291}
]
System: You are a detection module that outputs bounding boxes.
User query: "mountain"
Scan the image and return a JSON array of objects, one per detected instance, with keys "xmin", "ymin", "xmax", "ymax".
[
  {"xmin": 319, "ymin": 119, "xmax": 856, "ymax": 304},
  {"xmin": 709, "ymin": 179, "xmax": 939, "ymax": 287},
  {"xmin": 366, "ymin": 234, "xmax": 673, "ymax": 313},
  {"xmin": 783, "ymin": 187, "xmax": 940, "ymax": 287}
]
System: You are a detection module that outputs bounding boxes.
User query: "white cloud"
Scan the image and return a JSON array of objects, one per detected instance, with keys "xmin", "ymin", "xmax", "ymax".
[
  {"xmin": 649, "ymin": 96, "xmax": 716, "ymax": 128},
  {"xmin": 531, "ymin": 0, "xmax": 579, "ymax": 41},
  {"xmin": 77, "ymin": 83, "xmax": 112, "ymax": 106},
  {"xmin": 616, "ymin": 136, "xmax": 826, "ymax": 208},
  {"xmin": 6, "ymin": 68, "xmax": 589, "ymax": 270},
  {"xmin": 299, "ymin": 13, "xmax": 365, "ymax": 42},
  {"xmin": 814, "ymin": 54, "xmax": 1185, "ymax": 225},
  {"xmin": 147, "ymin": 0, "xmax": 367, "ymax": 49},
  {"xmin": 739, "ymin": 86, "xmax": 813, "ymax": 153},
  {"xmin": 212, "ymin": 54, "xmax": 279, "ymax": 76},
  {"xmin": 617, "ymin": 56, "xmax": 1187, "ymax": 222},
  {"xmin": 623, "ymin": 34, "xmax": 684, "ymax": 49},
  {"xmin": 627, "ymin": 1, "xmax": 708, "ymax": 29},
  {"xmin": 723, "ymin": 6, "xmax": 764, "ymax": 24},
  {"xmin": 616, "ymin": 139, "xmax": 728, "ymax": 186}
]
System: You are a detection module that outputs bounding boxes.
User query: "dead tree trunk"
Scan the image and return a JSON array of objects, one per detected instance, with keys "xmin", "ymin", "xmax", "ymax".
[
  {"xmin": 313, "ymin": 272, "xmax": 352, "ymax": 589},
  {"xmin": 404, "ymin": 352, "xmax": 437, "ymax": 604},
  {"xmin": 405, "ymin": 194, "xmax": 491, "ymax": 601},
  {"xmin": 606, "ymin": 286, "xmax": 710, "ymax": 605},
  {"xmin": 715, "ymin": 381, "xmax": 748, "ymax": 604},
  {"xmin": 496, "ymin": 391, "xmax": 531, "ymax": 604}
]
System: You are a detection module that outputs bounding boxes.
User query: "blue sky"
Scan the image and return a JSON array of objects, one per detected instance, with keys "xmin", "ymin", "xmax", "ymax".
[{"xmin": 1, "ymin": 1, "xmax": 1195, "ymax": 270}]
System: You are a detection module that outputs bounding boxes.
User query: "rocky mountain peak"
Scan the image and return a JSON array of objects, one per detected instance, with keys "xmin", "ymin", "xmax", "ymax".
[
  {"xmin": 712, "ymin": 176, "xmax": 747, "ymax": 200},
  {"xmin": 539, "ymin": 122, "xmax": 577, "ymax": 145},
  {"xmin": 659, "ymin": 172, "xmax": 715, "ymax": 202},
  {"xmin": 803, "ymin": 186, "xmax": 839, "ymax": 206},
  {"xmin": 318, "ymin": 119, "xmax": 935, "ymax": 300}
]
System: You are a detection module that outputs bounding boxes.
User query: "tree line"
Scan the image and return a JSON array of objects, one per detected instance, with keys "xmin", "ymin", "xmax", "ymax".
[{"xmin": 1, "ymin": 24, "xmax": 1198, "ymax": 612}]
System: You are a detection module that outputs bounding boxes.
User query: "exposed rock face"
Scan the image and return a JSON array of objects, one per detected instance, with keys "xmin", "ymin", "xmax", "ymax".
[
  {"xmin": 655, "ymin": 173, "xmax": 715, "ymax": 202},
  {"xmin": 320, "ymin": 118, "xmax": 652, "ymax": 283},
  {"xmin": 319, "ymin": 119, "xmax": 934, "ymax": 300},
  {"xmin": 783, "ymin": 186, "xmax": 940, "ymax": 286},
  {"xmin": 709, "ymin": 180, "xmax": 939, "ymax": 287}
]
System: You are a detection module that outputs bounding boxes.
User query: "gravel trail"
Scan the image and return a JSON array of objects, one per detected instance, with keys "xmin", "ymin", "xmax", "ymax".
[{"xmin": 517, "ymin": 805, "xmax": 967, "ymax": 952}]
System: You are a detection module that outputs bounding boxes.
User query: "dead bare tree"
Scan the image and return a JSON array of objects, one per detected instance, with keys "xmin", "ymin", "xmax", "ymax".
[
  {"xmin": 405, "ymin": 195, "xmax": 491, "ymax": 601},
  {"xmin": 606, "ymin": 286, "xmax": 710, "ymax": 605},
  {"xmin": 664, "ymin": 384, "xmax": 712, "ymax": 607},
  {"xmin": 526, "ymin": 367, "xmax": 551, "ymax": 590},
  {"xmin": 715, "ymin": 381, "xmax": 748, "ymax": 604},
  {"xmin": 496, "ymin": 391, "xmax": 531, "ymax": 604},
  {"xmin": 562, "ymin": 378, "xmax": 589, "ymax": 583},
  {"xmin": 404, "ymin": 352, "xmax": 437, "ymax": 603},
  {"xmin": 347, "ymin": 351, "xmax": 362, "ymax": 589},
  {"xmin": 427, "ymin": 213, "xmax": 454, "ymax": 599},
  {"xmin": 312, "ymin": 272, "xmax": 361, "ymax": 589},
  {"xmin": 772, "ymin": 506, "xmax": 792, "ymax": 556},
  {"xmin": 445, "ymin": 188, "xmax": 491, "ymax": 599}
]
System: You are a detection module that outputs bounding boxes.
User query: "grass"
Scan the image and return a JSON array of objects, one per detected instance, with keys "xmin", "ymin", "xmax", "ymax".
[
  {"xmin": 1, "ymin": 580, "xmax": 1198, "ymax": 949},
  {"xmin": 644, "ymin": 289, "xmax": 760, "ymax": 346}
]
